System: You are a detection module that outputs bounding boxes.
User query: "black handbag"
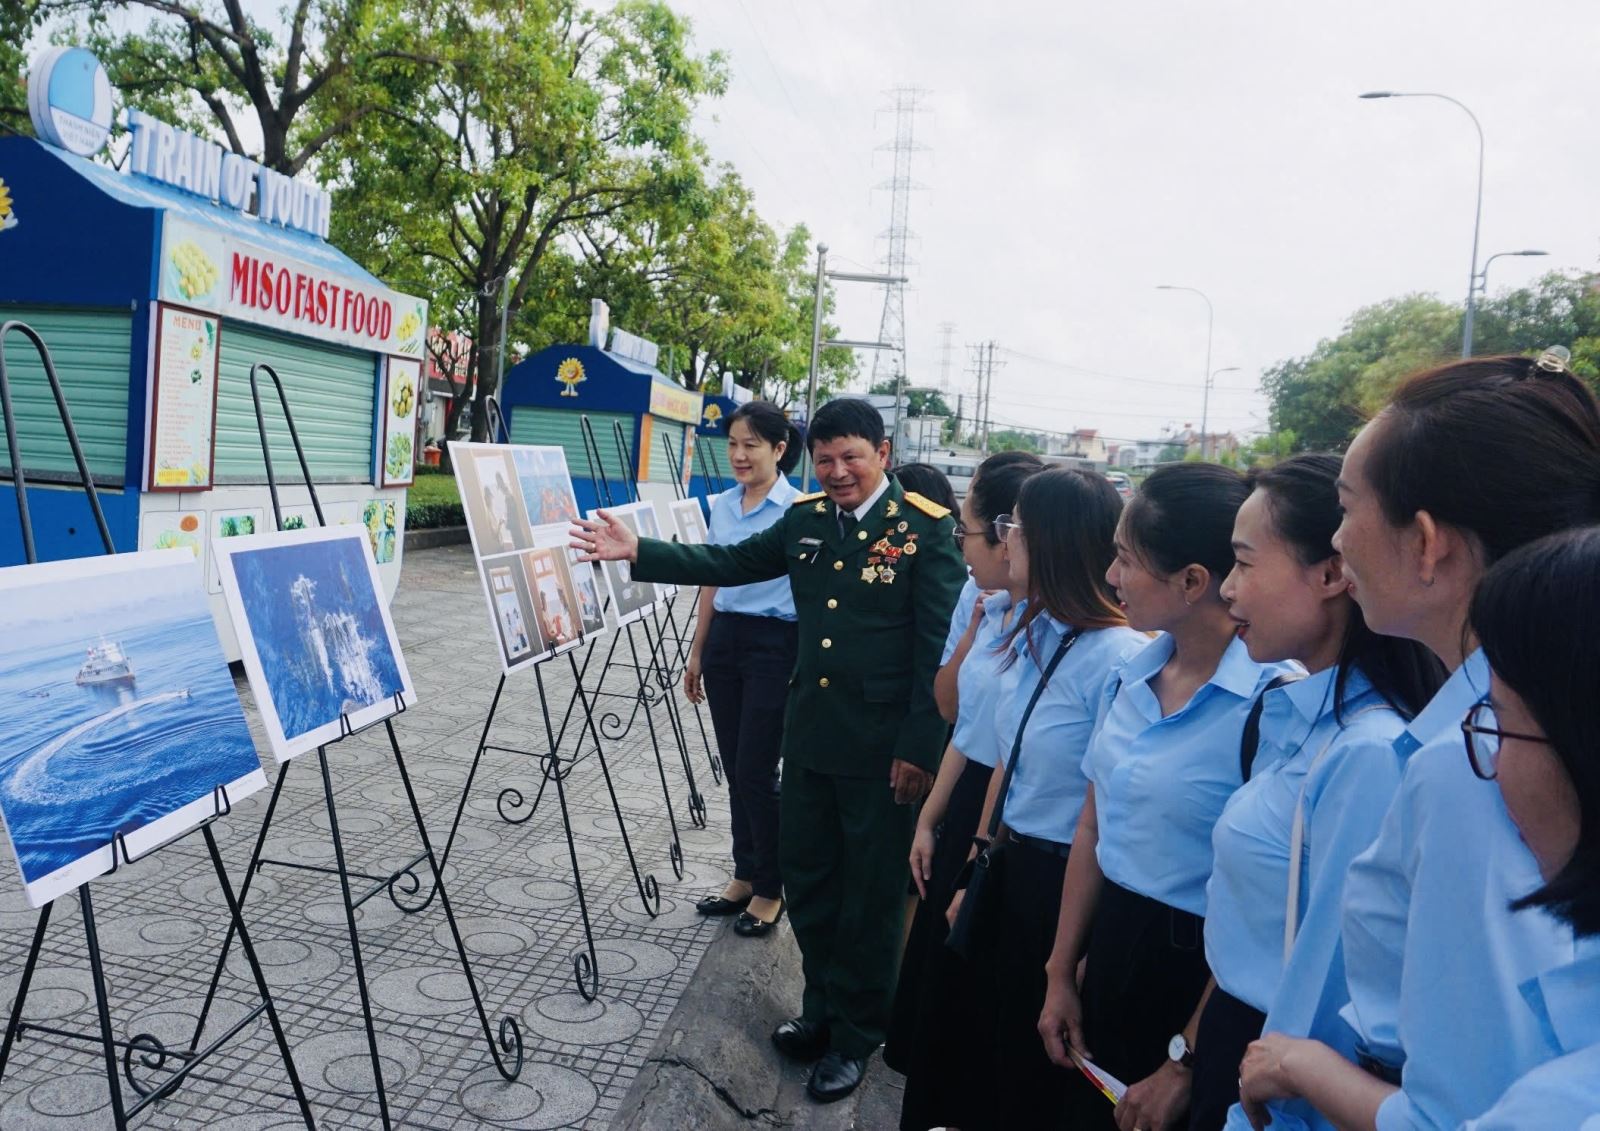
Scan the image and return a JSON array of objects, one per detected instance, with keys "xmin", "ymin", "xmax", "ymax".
[{"xmin": 945, "ymin": 627, "xmax": 1082, "ymax": 961}]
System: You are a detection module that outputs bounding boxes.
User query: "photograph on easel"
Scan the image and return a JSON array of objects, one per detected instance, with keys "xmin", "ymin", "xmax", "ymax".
[
  {"xmin": 591, "ymin": 505, "xmax": 659, "ymax": 626},
  {"xmin": 485, "ymin": 556, "xmax": 545, "ymax": 664},
  {"xmin": 522, "ymin": 533, "xmax": 584, "ymax": 655},
  {"xmin": 216, "ymin": 525, "xmax": 415, "ymax": 762},
  {"xmin": 669, "ymin": 497, "xmax": 709, "ymax": 546},
  {"xmin": 630, "ymin": 501, "xmax": 677, "ymax": 599},
  {"xmin": 512, "ymin": 445, "xmax": 581, "ymax": 527},
  {"xmin": 570, "ymin": 556, "xmax": 607, "ymax": 636},
  {"xmin": 0, "ymin": 550, "xmax": 267, "ymax": 907},
  {"xmin": 456, "ymin": 446, "xmax": 533, "ymax": 554}
]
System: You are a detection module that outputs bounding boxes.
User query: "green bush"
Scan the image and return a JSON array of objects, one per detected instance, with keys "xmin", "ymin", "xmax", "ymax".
[{"xmin": 406, "ymin": 500, "xmax": 466, "ymax": 530}]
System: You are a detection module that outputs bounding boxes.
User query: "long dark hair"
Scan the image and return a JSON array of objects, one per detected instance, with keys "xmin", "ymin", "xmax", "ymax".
[
  {"xmin": 729, "ymin": 400, "xmax": 803, "ymax": 475},
  {"xmin": 1122, "ymin": 462, "xmax": 1248, "ymax": 584},
  {"xmin": 1002, "ymin": 468, "xmax": 1128, "ymax": 663},
  {"xmin": 970, "ymin": 450, "xmax": 1046, "ymax": 546},
  {"xmin": 1251, "ymin": 455, "xmax": 1444, "ymax": 720},
  {"xmin": 1365, "ymin": 354, "xmax": 1600, "ymax": 565},
  {"xmin": 1471, "ymin": 526, "xmax": 1600, "ymax": 936}
]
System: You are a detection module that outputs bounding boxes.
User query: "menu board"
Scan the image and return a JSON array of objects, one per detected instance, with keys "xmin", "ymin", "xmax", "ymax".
[
  {"xmin": 146, "ymin": 303, "xmax": 221, "ymax": 492},
  {"xmin": 379, "ymin": 356, "xmax": 421, "ymax": 488}
]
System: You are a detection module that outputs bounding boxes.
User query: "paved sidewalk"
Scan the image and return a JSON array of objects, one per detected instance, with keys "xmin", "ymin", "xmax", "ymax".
[{"xmin": 0, "ymin": 544, "xmax": 742, "ymax": 1129}]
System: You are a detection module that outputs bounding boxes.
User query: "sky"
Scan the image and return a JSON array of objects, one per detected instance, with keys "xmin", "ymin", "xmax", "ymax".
[{"xmin": 669, "ymin": 1, "xmax": 1600, "ymax": 447}]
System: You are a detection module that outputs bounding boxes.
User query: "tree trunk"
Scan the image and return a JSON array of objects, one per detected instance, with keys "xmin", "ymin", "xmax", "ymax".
[{"xmin": 471, "ymin": 293, "xmax": 502, "ymax": 442}]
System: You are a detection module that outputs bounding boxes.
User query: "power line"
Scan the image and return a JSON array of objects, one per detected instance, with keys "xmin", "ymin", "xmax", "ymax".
[{"xmin": 1000, "ymin": 346, "xmax": 1259, "ymax": 393}]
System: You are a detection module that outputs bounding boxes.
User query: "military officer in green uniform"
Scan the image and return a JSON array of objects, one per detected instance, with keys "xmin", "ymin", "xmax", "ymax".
[{"xmin": 571, "ymin": 398, "xmax": 965, "ymax": 1103}]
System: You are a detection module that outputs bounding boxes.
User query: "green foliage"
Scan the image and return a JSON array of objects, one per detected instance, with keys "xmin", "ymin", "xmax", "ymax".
[
  {"xmin": 988, "ymin": 428, "xmax": 1044, "ymax": 453},
  {"xmin": 1, "ymin": 3, "xmax": 40, "ymax": 135},
  {"xmin": 868, "ymin": 380, "xmax": 952, "ymax": 418}
]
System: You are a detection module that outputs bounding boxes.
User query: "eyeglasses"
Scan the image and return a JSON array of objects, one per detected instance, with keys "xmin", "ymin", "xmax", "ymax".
[
  {"xmin": 953, "ymin": 526, "xmax": 970, "ymax": 547},
  {"xmin": 1460, "ymin": 699, "xmax": 1550, "ymax": 781},
  {"xmin": 994, "ymin": 513, "xmax": 1022, "ymax": 543}
]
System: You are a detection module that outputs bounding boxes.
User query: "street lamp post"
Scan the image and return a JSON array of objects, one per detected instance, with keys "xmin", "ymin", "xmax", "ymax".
[
  {"xmin": 1476, "ymin": 249, "xmax": 1549, "ymax": 299},
  {"xmin": 1157, "ymin": 285, "xmax": 1214, "ymax": 457},
  {"xmin": 1209, "ymin": 366, "xmax": 1240, "ymax": 458},
  {"xmin": 1360, "ymin": 91, "xmax": 1485, "ymax": 357}
]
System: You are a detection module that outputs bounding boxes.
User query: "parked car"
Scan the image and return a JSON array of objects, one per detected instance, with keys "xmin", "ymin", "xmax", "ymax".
[{"xmin": 1105, "ymin": 471, "xmax": 1134, "ymax": 499}]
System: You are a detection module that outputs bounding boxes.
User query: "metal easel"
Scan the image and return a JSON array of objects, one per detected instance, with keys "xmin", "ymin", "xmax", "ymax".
[
  {"xmin": 186, "ymin": 363, "xmax": 522, "ymax": 1131},
  {"xmin": 0, "ymin": 322, "xmax": 314, "ymax": 1128}
]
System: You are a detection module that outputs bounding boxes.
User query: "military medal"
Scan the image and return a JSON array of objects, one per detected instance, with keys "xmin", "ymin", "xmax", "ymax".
[
  {"xmin": 903, "ymin": 541, "xmax": 917, "ymax": 555},
  {"xmin": 897, "ymin": 521, "xmax": 908, "ymax": 533},
  {"xmin": 861, "ymin": 566, "xmax": 878, "ymax": 583},
  {"xmin": 879, "ymin": 565, "xmax": 897, "ymax": 584}
]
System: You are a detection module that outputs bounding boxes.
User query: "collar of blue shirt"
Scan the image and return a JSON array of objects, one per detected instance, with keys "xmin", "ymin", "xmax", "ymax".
[
  {"xmin": 1121, "ymin": 632, "xmax": 1264, "ymax": 702},
  {"xmin": 1279, "ymin": 663, "xmax": 1373, "ymax": 725},
  {"xmin": 1520, "ymin": 943, "xmax": 1600, "ymax": 1054},
  {"xmin": 1394, "ymin": 648, "xmax": 1489, "ymax": 758}
]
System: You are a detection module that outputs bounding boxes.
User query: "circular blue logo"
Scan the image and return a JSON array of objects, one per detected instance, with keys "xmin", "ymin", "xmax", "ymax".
[{"xmin": 28, "ymin": 48, "xmax": 113, "ymax": 157}]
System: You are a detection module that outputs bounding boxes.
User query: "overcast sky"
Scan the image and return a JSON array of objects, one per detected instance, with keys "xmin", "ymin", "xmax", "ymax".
[{"xmin": 671, "ymin": 1, "xmax": 1600, "ymax": 446}]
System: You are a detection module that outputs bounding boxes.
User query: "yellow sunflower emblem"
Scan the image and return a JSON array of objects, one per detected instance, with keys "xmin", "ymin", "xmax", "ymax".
[
  {"xmin": 556, "ymin": 357, "xmax": 586, "ymax": 397},
  {"xmin": 702, "ymin": 403, "xmax": 723, "ymax": 428},
  {"xmin": 0, "ymin": 178, "xmax": 16, "ymax": 232}
]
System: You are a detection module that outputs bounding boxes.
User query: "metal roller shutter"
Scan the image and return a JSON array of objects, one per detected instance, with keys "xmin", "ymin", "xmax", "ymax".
[
  {"xmin": 508, "ymin": 408, "xmax": 632, "ymax": 482},
  {"xmin": 646, "ymin": 418, "xmax": 688, "ymax": 484},
  {"xmin": 214, "ymin": 324, "xmax": 377, "ymax": 484},
  {"xmin": 0, "ymin": 306, "xmax": 132, "ymax": 485}
]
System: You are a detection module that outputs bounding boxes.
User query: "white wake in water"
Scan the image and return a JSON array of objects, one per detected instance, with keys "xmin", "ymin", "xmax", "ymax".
[{"xmin": 7, "ymin": 690, "xmax": 190, "ymax": 804}]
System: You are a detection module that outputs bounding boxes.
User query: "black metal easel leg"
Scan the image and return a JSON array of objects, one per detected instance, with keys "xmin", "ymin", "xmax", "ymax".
[
  {"xmin": 0, "ymin": 901, "xmax": 52, "ymax": 1085},
  {"xmin": 79, "ymin": 885, "xmax": 130, "ymax": 1130},
  {"xmin": 189, "ymin": 758, "xmax": 294, "ymax": 1054},
  {"xmin": 639, "ymin": 614, "xmax": 706, "ymax": 829},
  {"xmin": 200, "ymin": 825, "xmax": 317, "ymax": 1127},
  {"xmin": 317, "ymin": 747, "xmax": 393, "ymax": 1131},
  {"xmin": 383, "ymin": 721, "xmax": 523, "ymax": 1080},
  {"xmin": 654, "ymin": 599, "xmax": 723, "ymax": 785},
  {"xmin": 566, "ymin": 651, "xmax": 661, "ymax": 917},
  {"xmin": 533, "ymin": 664, "xmax": 603, "ymax": 1002},
  {"xmin": 620, "ymin": 625, "xmax": 689, "ymax": 876}
]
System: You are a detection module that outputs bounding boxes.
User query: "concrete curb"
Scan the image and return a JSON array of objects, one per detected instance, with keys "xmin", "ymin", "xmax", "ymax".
[
  {"xmin": 404, "ymin": 524, "xmax": 471, "ymax": 551},
  {"xmin": 612, "ymin": 917, "xmax": 905, "ymax": 1129}
]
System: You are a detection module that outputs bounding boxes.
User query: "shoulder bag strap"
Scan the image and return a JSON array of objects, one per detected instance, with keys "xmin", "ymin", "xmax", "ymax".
[
  {"xmin": 1239, "ymin": 673, "xmax": 1304, "ymax": 782},
  {"xmin": 985, "ymin": 627, "xmax": 1084, "ymax": 840}
]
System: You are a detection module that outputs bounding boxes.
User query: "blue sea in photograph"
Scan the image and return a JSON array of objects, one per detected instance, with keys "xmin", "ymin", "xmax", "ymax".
[
  {"xmin": 229, "ymin": 538, "xmax": 405, "ymax": 744},
  {"xmin": 0, "ymin": 567, "xmax": 259, "ymax": 887}
]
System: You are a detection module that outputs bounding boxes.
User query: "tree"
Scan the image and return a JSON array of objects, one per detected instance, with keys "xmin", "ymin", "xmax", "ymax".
[
  {"xmin": 988, "ymin": 428, "xmax": 1044, "ymax": 453},
  {"xmin": 2, "ymin": 3, "xmax": 41, "ymax": 134},
  {"xmin": 327, "ymin": 0, "xmax": 726, "ymax": 440},
  {"xmin": 868, "ymin": 380, "xmax": 952, "ymax": 419}
]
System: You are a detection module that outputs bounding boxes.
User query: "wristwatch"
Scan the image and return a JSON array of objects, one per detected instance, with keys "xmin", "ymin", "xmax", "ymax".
[{"xmin": 1167, "ymin": 1033, "xmax": 1194, "ymax": 1069}]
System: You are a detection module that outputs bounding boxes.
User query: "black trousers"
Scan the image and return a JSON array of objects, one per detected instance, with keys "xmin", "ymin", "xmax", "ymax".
[
  {"xmin": 701, "ymin": 612, "xmax": 798, "ymax": 900},
  {"xmin": 890, "ymin": 757, "xmax": 994, "ymax": 1129},
  {"xmin": 1188, "ymin": 986, "xmax": 1267, "ymax": 1131},
  {"xmin": 1064, "ymin": 879, "xmax": 1212, "ymax": 1130}
]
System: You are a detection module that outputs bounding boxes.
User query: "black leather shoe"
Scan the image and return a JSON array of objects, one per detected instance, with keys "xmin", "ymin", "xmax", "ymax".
[
  {"xmin": 806, "ymin": 1051, "xmax": 867, "ymax": 1103},
  {"xmin": 695, "ymin": 891, "xmax": 750, "ymax": 916},
  {"xmin": 733, "ymin": 900, "xmax": 784, "ymax": 937},
  {"xmin": 771, "ymin": 1017, "xmax": 829, "ymax": 1062}
]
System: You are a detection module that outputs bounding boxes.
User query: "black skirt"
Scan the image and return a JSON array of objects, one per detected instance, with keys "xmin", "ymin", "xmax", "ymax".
[
  {"xmin": 1188, "ymin": 986, "xmax": 1267, "ymax": 1131},
  {"xmin": 888, "ymin": 757, "xmax": 994, "ymax": 1130},
  {"xmin": 1063, "ymin": 879, "xmax": 1212, "ymax": 1131}
]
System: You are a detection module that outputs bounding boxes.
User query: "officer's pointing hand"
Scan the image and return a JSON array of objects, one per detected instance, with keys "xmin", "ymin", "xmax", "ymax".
[{"xmin": 570, "ymin": 511, "xmax": 639, "ymax": 563}]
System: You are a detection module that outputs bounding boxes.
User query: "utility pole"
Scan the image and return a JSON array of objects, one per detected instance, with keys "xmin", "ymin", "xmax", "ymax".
[
  {"xmin": 872, "ymin": 87, "xmax": 929, "ymax": 389},
  {"xmin": 937, "ymin": 322, "xmax": 956, "ymax": 390}
]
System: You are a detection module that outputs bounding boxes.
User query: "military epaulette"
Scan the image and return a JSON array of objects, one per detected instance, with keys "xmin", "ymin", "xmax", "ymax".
[
  {"xmin": 903, "ymin": 491, "xmax": 951, "ymax": 520},
  {"xmin": 791, "ymin": 491, "xmax": 826, "ymax": 506}
]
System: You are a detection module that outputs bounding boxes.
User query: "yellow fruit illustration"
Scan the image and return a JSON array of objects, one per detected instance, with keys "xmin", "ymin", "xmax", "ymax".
[
  {"xmin": 170, "ymin": 240, "xmax": 219, "ymax": 300},
  {"xmin": 395, "ymin": 311, "xmax": 421, "ymax": 347},
  {"xmin": 556, "ymin": 357, "xmax": 586, "ymax": 397},
  {"xmin": 190, "ymin": 340, "xmax": 203, "ymax": 361},
  {"xmin": 392, "ymin": 376, "xmax": 414, "ymax": 419}
]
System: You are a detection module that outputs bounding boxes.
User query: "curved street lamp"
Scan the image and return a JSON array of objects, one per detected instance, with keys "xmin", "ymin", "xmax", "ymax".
[
  {"xmin": 1476, "ymin": 249, "xmax": 1549, "ymax": 298},
  {"xmin": 1360, "ymin": 90, "xmax": 1485, "ymax": 357}
]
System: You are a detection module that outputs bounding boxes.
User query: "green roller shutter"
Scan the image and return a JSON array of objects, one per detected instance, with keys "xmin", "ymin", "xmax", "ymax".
[
  {"xmin": 215, "ymin": 324, "xmax": 377, "ymax": 484},
  {"xmin": 508, "ymin": 408, "xmax": 633, "ymax": 482},
  {"xmin": 646, "ymin": 418, "xmax": 689, "ymax": 484},
  {"xmin": 0, "ymin": 306, "xmax": 132, "ymax": 486}
]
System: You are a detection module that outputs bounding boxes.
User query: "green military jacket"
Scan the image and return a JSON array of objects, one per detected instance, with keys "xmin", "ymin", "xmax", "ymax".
[{"xmin": 632, "ymin": 475, "xmax": 965, "ymax": 779}]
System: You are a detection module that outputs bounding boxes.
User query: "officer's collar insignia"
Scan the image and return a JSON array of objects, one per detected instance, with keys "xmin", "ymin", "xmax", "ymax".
[
  {"xmin": 884, "ymin": 499, "xmax": 901, "ymax": 518},
  {"xmin": 815, "ymin": 499, "xmax": 828, "ymax": 513}
]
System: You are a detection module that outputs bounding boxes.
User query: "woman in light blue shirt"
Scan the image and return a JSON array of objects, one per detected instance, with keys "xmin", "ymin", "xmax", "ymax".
[
  {"xmin": 891, "ymin": 451, "xmax": 1045, "ymax": 1131},
  {"xmin": 1194, "ymin": 455, "xmax": 1442, "ymax": 1131},
  {"xmin": 1237, "ymin": 352, "xmax": 1600, "ymax": 1131},
  {"xmin": 1037, "ymin": 463, "xmax": 1291, "ymax": 1131},
  {"xmin": 941, "ymin": 466, "xmax": 1145, "ymax": 1131},
  {"xmin": 684, "ymin": 401, "xmax": 802, "ymax": 936},
  {"xmin": 1460, "ymin": 529, "xmax": 1600, "ymax": 1131}
]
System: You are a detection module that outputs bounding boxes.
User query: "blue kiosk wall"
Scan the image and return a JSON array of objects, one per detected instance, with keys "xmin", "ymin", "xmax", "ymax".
[{"xmin": 498, "ymin": 344, "xmax": 704, "ymax": 516}]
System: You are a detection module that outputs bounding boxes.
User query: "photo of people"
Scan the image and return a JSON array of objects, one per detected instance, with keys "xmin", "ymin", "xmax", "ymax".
[
  {"xmin": 591, "ymin": 507, "xmax": 658, "ymax": 625},
  {"xmin": 670, "ymin": 498, "xmax": 709, "ymax": 546},
  {"xmin": 630, "ymin": 503, "xmax": 676, "ymax": 599},
  {"xmin": 486, "ymin": 558, "xmax": 543, "ymax": 665},
  {"xmin": 512, "ymin": 446, "xmax": 581, "ymax": 528},
  {"xmin": 522, "ymin": 534, "xmax": 583, "ymax": 654},
  {"xmin": 455, "ymin": 445, "xmax": 533, "ymax": 554},
  {"xmin": 570, "ymin": 554, "xmax": 607, "ymax": 636}
]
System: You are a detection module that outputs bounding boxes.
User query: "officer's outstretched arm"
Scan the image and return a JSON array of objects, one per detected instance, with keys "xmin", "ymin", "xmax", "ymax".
[{"xmin": 631, "ymin": 512, "xmax": 792, "ymax": 589}]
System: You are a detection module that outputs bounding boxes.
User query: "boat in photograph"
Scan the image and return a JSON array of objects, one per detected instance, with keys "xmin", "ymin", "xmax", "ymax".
[{"xmin": 75, "ymin": 639, "xmax": 136, "ymax": 686}]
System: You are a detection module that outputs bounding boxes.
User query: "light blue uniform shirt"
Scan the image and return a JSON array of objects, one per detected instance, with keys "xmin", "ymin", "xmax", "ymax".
[
  {"xmin": 706, "ymin": 477, "xmax": 798, "ymax": 620},
  {"xmin": 1220, "ymin": 671, "xmax": 1411, "ymax": 1131},
  {"xmin": 1463, "ymin": 947, "xmax": 1600, "ymax": 1131},
  {"xmin": 949, "ymin": 591, "xmax": 1019, "ymax": 770},
  {"xmin": 941, "ymin": 576, "xmax": 982, "ymax": 665},
  {"xmin": 993, "ymin": 615, "xmax": 1148, "ymax": 844},
  {"xmin": 1206, "ymin": 667, "xmax": 1405, "ymax": 1014},
  {"xmin": 1083, "ymin": 634, "xmax": 1292, "ymax": 915},
  {"xmin": 1339, "ymin": 650, "xmax": 1581, "ymax": 1131}
]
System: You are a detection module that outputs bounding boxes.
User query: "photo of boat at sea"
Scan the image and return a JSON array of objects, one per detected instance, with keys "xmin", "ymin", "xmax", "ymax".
[
  {"xmin": 216, "ymin": 525, "xmax": 415, "ymax": 762},
  {"xmin": 0, "ymin": 550, "xmax": 267, "ymax": 908}
]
